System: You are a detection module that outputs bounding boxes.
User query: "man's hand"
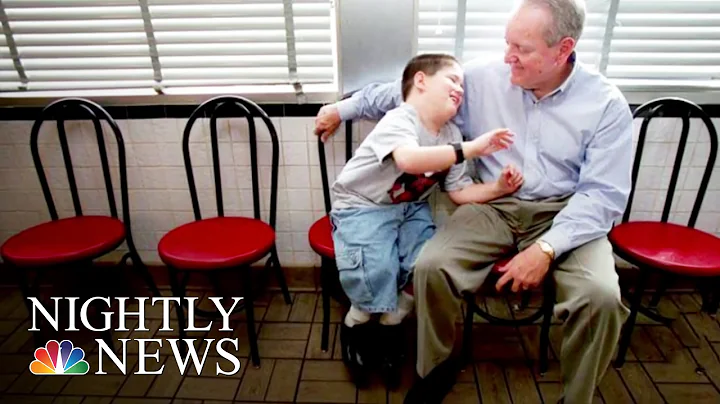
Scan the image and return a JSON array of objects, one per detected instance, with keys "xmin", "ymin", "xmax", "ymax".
[
  {"xmin": 495, "ymin": 243, "xmax": 551, "ymax": 293},
  {"xmin": 495, "ymin": 164, "xmax": 524, "ymax": 195},
  {"xmin": 314, "ymin": 104, "xmax": 341, "ymax": 142},
  {"xmin": 467, "ymin": 128, "xmax": 514, "ymax": 158}
]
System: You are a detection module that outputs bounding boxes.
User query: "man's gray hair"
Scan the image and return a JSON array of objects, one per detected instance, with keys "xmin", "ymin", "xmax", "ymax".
[{"xmin": 520, "ymin": 0, "xmax": 586, "ymax": 46}]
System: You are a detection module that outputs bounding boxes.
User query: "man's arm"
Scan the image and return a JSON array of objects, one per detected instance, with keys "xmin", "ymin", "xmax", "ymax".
[
  {"xmin": 315, "ymin": 73, "xmax": 472, "ymax": 140},
  {"xmin": 539, "ymin": 98, "xmax": 634, "ymax": 257},
  {"xmin": 314, "ymin": 80, "xmax": 402, "ymax": 140},
  {"xmin": 336, "ymin": 80, "xmax": 403, "ymax": 121},
  {"xmin": 496, "ymin": 97, "xmax": 633, "ymax": 293}
]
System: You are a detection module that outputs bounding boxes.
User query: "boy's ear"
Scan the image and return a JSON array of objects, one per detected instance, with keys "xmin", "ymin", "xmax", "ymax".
[{"xmin": 413, "ymin": 71, "xmax": 427, "ymax": 92}]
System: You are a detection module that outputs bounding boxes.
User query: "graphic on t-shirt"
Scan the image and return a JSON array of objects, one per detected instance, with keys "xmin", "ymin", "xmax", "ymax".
[{"xmin": 388, "ymin": 170, "xmax": 448, "ymax": 203}]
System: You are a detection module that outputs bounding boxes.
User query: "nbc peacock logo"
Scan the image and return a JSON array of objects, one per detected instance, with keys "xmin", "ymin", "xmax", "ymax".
[{"xmin": 30, "ymin": 340, "xmax": 89, "ymax": 375}]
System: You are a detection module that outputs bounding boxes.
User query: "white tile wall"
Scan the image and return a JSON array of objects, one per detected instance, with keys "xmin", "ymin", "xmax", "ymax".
[{"xmin": 0, "ymin": 116, "xmax": 718, "ymax": 267}]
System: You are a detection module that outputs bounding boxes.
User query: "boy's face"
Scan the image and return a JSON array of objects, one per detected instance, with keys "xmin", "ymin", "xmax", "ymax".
[{"xmin": 421, "ymin": 62, "xmax": 464, "ymax": 120}]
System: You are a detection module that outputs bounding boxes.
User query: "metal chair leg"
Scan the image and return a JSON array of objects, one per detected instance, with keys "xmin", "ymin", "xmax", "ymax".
[
  {"xmin": 520, "ymin": 291, "xmax": 532, "ymax": 310},
  {"xmin": 271, "ymin": 247, "xmax": 292, "ymax": 305},
  {"xmin": 462, "ymin": 294, "xmax": 475, "ymax": 366},
  {"xmin": 168, "ymin": 266, "xmax": 188, "ymax": 358},
  {"xmin": 320, "ymin": 258, "xmax": 331, "ymax": 352},
  {"xmin": 539, "ymin": 280, "xmax": 555, "ymax": 376},
  {"xmin": 649, "ymin": 274, "xmax": 670, "ymax": 308},
  {"xmin": 123, "ymin": 252, "xmax": 161, "ymax": 298},
  {"xmin": 699, "ymin": 277, "xmax": 720, "ymax": 315},
  {"xmin": 615, "ymin": 267, "xmax": 650, "ymax": 368},
  {"xmin": 243, "ymin": 266, "xmax": 261, "ymax": 367},
  {"xmin": 16, "ymin": 265, "xmax": 44, "ymax": 347}
]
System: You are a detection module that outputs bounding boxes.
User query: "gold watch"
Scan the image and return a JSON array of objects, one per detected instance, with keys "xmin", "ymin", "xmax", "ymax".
[{"xmin": 535, "ymin": 240, "xmax": 555, "ymax": 261}]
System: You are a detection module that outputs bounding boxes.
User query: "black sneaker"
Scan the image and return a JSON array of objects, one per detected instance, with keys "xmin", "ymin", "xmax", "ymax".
[
  {"xmin": 380, "ymin": 323, "xmax": 405, "ymax": 389},
  {"xmin": 340, "ymin": 322, "xmax": 374, "ymax": 387},
  {"xmin": 403, "ymin": 358, "xmax": 460, "ymax": 404}
]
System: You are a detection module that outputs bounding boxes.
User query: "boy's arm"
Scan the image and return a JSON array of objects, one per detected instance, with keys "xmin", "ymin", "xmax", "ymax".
[
  {"xmin": 444, "ymin": 160, "xmax": 504, "ymax": 204},
  {"xmin": 371, "ymin": 117, "xmax": 470, "ymax": 173},
  {"xmin": 448, "ymin": 182, "xmax": 505, "ymax": 205},
  {"xmin": 393, "ymin": 128, "xmax": 513, "ymax": 174},
  {"xmin": 447, "ymin": 164, "xmax": 524, "ymax": 204},
  {"xmin": 392, "ymin": 143, "xmax": 477, "ymax": 175}
]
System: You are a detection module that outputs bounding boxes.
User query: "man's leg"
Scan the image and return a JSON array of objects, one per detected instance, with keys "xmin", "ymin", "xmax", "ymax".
[
  {"xmin": 553, "ymin": 237, "xmax": 630, "ymax": 404},
  {"xmin": 413, "ymin": 203, "xmax": 515, "ymax": 378}
]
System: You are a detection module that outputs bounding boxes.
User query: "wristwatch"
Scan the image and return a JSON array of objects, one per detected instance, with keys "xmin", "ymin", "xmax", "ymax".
[
  {"xmin": 535, "ymin": 240, "xmax": 555, "ymax": 261},
  {"xmin": 451, "ymin": 142, "xmax": 465, "ymax": 164}
]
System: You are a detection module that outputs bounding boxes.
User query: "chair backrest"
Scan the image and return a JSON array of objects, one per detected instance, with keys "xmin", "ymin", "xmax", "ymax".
[
  {"xmin": 624, "ymin": 97, "xmax": 718, "ymax": 228},
  {"xmin": 30, "ymin": 97, "xmax": 137, "ymax": 246},
  {"xmin": 31, "ymin": 98, "xmax": 126, "ymax": 220},
  {"xmin": 317, "ymin": 120, "xmax": 354, "ymax": 214},
  {"xmin": 182, "ymin": 95, "xmax": 280, "ymax": 228}
]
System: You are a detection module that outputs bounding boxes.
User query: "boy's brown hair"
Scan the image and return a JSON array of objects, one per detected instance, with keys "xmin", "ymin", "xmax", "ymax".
[{"xmin": 401, "ymin": 53, "xmax": 460, "ymax": 100}]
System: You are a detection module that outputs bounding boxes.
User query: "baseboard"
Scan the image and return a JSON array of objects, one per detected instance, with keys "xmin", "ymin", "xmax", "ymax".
[{"xmin": 0, "ymin": 262, "xmax": 700, "ymax": 294}]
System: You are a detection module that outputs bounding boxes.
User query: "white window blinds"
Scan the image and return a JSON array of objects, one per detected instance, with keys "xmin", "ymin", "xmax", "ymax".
[
  {"xmin": 0, "ymin": 0, "xmax": 336, "ymax": 94},
  {"xmin": 417, "ymin": 0, "xmax": 720, "ymax": 91},
  {"xmin": 609, "ymin": 0, "xmax": 720, "ymax": 90}
]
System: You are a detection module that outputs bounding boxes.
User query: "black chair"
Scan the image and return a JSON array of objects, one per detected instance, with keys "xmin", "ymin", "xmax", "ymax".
[
  {"xmin": 611, "ymin": 97, "xmax": 720, "ymax": 368},
  {"xmin": 307, "ymin": 121, "xmax": 353, "ymax": 351},
  {"xmin": 462, "ymin": 258, "xmax": 555, "ymax": 375},
  {"xmin": 157, "ymin": 95, "xmax": 292, "ymax": 367},
  {"xmin": 0, "ymin": 97, "xmax": 161, "ymax": 344}
]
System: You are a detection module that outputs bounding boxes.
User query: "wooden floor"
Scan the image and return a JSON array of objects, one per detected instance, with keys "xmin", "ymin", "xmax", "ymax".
[{"xmin": 1, "ymin": 287, "xmax": 719, "ymax": 403}]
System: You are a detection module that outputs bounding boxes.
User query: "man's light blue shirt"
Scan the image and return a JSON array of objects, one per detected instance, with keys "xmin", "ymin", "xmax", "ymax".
[{"xmin": 335, "ymin": 59, "xmax": 634, "ymax": 257}]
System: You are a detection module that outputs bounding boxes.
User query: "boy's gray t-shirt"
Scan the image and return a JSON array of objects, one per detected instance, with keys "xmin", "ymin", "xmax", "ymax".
[{"xmin": 332, "ymin": 103, "xmax": 473, "ymax": 210}]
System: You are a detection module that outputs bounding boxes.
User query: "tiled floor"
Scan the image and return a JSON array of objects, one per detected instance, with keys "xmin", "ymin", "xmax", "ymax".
[{"xmin": 1, "ymin": 286, "xmax": 720, "ymax": 403}]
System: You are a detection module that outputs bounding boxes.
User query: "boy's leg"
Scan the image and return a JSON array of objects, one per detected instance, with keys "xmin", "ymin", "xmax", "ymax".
[
  {"xmin": 331, "ymin": 206, "xmax": 403, "ymax": 314},
  {"xmin": 377, "ymin": 202, "xmax": 436, "ymax": 388},
  {"xmin": 381, "ymin": 201, "xmax": 436, "ymax": 326},
  {"xmin": 331, "ymin": 205, "xmax": 405, "ymax": 384}
]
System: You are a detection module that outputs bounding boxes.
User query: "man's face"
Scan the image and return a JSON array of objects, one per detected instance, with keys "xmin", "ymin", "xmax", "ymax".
[{"xmin": 503, "ymin": 5, "xmax": 564, "ymax": 90}]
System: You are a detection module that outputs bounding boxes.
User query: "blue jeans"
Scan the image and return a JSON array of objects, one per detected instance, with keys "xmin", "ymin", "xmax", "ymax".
[{"xmin": 330, "ymin": 202, "xmax": 436, "ymax": 313}]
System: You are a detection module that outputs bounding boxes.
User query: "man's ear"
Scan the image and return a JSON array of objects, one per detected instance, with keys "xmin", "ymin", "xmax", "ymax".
[
  {"xmin": 413, "ymin": 71, "xmax": 427, "ymax": 92},
  {"xmin": 556, "ymin": 37, "xmax": 576, "ymax": 64}
]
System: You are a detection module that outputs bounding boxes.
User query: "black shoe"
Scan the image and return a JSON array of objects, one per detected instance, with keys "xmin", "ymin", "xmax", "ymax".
[
  {"xmin": 403, "ymin": 358, "xmax": 460, "ymax": 404},
  {"xmin": 340, "ymin": 322, "xmax": 374, "ymax": 387},
  {"xmin": 380, "ymin": 323, "xmax": 405, "ymax": 389}
]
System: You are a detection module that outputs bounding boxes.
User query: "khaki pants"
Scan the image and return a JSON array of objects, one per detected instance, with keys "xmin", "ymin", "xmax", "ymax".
[{"xmin": 413, "ymin": 197, "xmax": 629, "ymax": 404}]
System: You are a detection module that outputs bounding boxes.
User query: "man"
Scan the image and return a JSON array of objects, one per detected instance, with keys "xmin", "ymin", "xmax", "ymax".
[{"xmin": 315, "ymin": 0, "xmax": 632, "ymax": 403}]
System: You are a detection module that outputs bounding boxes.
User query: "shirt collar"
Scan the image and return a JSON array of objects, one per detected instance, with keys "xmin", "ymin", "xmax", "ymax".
[{"xmin": 554, "ymin": 51, "xmax": 579, "ymax": 94}]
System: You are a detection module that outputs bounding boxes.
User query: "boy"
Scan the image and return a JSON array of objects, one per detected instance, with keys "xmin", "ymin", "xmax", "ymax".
[{"xmin": 330, "ymin": 53, "xmax": 523, "ymax": 387}]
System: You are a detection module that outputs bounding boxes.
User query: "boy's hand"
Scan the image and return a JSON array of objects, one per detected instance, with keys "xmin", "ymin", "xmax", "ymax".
[
  {"xmin": 495, "ymin": 164, "xmax": 524, "ymax": 195},
  {"xmin": 467, "ymin": 128, "xmax": 514, "ymax": 157}
]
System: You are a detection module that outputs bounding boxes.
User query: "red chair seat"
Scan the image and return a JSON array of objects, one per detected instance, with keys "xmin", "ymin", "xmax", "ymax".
[
  {"xmin": 609, "ymin": 221, "xmax": 720, "ymax": 277},
  {"xmin": 309, "ymin": 216, "xmax": 334, "ymax": 259},
  {"xmin": 158, "ymin": 217, "xmax": 275, "ymax": 270},
  {"xmin": 1, "ymin": 216, "xmax": 125, "ymax": 266}
]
